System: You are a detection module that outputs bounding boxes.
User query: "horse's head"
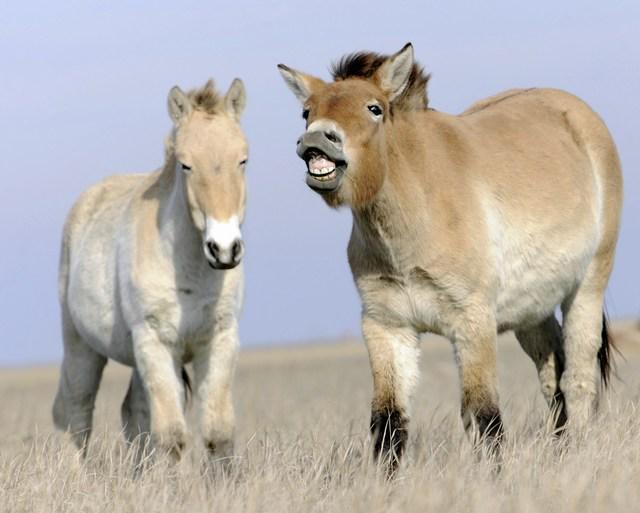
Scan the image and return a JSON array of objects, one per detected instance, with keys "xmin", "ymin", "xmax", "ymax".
[
  {"xmin": 278, "ymin": 43, "xmax": 428, "ymax": 208},
  {"xmin": 167, "ymin": 79, "xmax": 247, "ymax": 269}
]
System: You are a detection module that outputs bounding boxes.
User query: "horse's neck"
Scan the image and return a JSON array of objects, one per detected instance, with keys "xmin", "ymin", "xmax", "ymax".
[
  {"xmin": 352, "ymin": 183, "xmax": 414, "ymax": 273},
  {"xmin": 156, "ymin": 163, "xmax": 202, "ymax": 263}
]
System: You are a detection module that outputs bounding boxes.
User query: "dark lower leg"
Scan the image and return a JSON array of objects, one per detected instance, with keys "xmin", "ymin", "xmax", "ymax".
[
  {"xmin": 551, "ymin": 350, "xmax": 568, "ymax": 432},
  {"xmin": 473, "ymin": 405, "xmax": 504, "ymax": 443},
  {"xmin": 516, "ymin": 317, "xmax": 567, "ymax": 432},
  {"xmin": 370, "ymin": 407, "xmax": 408, "ymax": 476},
  {"xmin": 454, "ymin": 326, "xmax": 503, "ymax": 454},
  {"xmin": 362, "ymin": 318, "xmax": 419, "ymax": 478}
]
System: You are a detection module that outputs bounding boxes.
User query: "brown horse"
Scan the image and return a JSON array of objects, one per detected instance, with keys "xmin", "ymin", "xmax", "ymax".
[{"xmin": 278, "ymin": 43, "xmax": 623, "ymax": 473}]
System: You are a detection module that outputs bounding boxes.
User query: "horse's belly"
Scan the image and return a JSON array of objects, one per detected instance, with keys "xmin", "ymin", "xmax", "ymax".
[
  {"xmin": 66, "ymin": 258, "xmax": 135, "ymax": 365},
  {"xmin": 494, "ymin": 239, "xmax": 595, "ymax": 330}
]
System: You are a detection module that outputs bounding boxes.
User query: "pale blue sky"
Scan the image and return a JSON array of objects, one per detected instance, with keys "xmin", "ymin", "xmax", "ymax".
[{"xmin": 0, "ymin": 1, "xmax": 638, "ymax": 366}]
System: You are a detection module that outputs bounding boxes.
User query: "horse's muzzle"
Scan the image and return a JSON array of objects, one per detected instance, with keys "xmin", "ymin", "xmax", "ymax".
[
  {"xmin": 296, "ymin": 130, "xmax": 347, "ymax": 193},
  {"xmin": 205, "ymin": 238, "xmax": 244, "ymax": 269}
]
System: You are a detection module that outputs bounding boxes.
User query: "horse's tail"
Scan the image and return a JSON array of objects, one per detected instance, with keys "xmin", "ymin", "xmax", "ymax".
[
  {"xmin": 181, "ymin": 366, "xmax": 192, "ymax": 406},
  {"xmin": 597, "ymin": 312, "xmax": 616, "ymax": 387}
]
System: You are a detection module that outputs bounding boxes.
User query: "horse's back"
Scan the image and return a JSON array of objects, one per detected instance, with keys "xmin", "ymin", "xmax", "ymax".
[
  {"xmin": 398, "ymin": 88, "xmax": 622, "ymax": 330},
  {"xmin": 461, "ymin": 87, "xmax": 536, "ymax": 116},
  {"xmin": 60, "ymin": 173, "xmax": 146, "ymax": 291},
  {"xmin": 460, "ymin": 88, "xmax": 622, "ymax": 326},
  {"xmin": 61, "ymin": 174, "xmax": 148, "ymax": 278},
  {"xmin": 464, "ymin": 87, "xmax": 622, "ymax": 182},
  {"xmin": 459, "ymin": 87, "xmax": 622, "ymax": 237}
]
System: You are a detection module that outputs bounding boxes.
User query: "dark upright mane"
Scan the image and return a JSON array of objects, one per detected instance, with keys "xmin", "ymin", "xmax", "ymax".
[
  {"xmin": 331, "ymin": 51, "xmax": 431, "ymax": 111},
  {"xmin": 188, "ymin": 79, "xmax": 222, "ymax": 115}
]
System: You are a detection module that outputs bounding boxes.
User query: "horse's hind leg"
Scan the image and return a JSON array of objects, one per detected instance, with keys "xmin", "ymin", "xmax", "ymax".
[
  {"xmin": 515, "ymin": 315, "xmax": 567, "ymax": 431},
  {"xmin": 560, "ymin": 270, "xmax": 610, "ymax": 430},
  {"xmin": 121, "ymin": 368, "xmax": 151, "ymax": 462},
  {"xmin": 53, "ymin": 312, "xmax": 107, "ymax": 453}
]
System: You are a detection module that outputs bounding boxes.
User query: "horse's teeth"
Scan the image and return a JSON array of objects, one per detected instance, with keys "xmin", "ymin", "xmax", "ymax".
[{"xmin": 309, "ymin": 166, "xmax": 337, "ymax": 180}]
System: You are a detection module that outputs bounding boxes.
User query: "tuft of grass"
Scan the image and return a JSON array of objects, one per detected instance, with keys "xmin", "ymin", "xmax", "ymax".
[{"xmin": 1, "ymin": 331, "xmax": 639, "ymax": 512}]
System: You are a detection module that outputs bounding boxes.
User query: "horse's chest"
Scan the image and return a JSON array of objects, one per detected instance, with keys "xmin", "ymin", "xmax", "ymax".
[
  {"xmin": 147, "ymin": 290, "xmax": 217, "ymax": 348},
  {"xmin": 355, "ymin": 271, "xmax": 446, "ymax": 334}
]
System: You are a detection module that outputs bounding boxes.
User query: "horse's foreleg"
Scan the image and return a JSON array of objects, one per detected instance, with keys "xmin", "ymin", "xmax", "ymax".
[
  {"xmin": 362, "ymin": 316, "xmax": 420, "ymax": 477},
  {"xmin": 192, "ymin": 319, "xmax": 239, "ymax": 463},
  {"xmin": 452, "ymin": 312, "xmax": 503, "ymax": 452},
  {"xmin": 132, "ymin": 327, "xmax": 187, "ymax": 460}
]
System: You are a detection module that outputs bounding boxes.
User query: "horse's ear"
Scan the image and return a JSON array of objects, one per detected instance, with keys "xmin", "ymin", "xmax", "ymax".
[
  {"xmin": 225, "ymin": 78, "xmax": 246, "ymax": 120},
  {"xmin": 277, "ymin": 64, "xmax": 323, "ymax": 104},
  {"xmin": 167, "ymin": 86, "xmax": 192, "ymax": 123},
  {"xmin": 374, "ymin": 43, "xmax": 414, "ymax": 102}
]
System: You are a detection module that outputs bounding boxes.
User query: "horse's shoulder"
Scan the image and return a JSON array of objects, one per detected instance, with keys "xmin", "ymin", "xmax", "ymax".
[{"xmin": 64, "ymin": 173, "xmax": 148, "ymax": 242}]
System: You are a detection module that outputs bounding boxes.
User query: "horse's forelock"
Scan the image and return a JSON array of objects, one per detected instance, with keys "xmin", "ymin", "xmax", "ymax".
[
  {"xmin": 330, "ymin": 51, "xmax": 431, "ymax": 111},
  {"xmin": 187, "ymin": 79, "xmax": 223, "ymax": 116}
]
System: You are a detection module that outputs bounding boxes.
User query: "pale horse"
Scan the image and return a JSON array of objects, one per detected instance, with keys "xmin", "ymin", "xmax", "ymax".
[{"xmin": 53, "ymin": 78, "xmax": 248, "ymax": 461}]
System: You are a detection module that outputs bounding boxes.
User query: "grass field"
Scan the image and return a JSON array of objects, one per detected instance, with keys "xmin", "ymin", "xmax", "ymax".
[{"xmin": 1, "ymin": 322, "xmax": 639, "ymax": 512}]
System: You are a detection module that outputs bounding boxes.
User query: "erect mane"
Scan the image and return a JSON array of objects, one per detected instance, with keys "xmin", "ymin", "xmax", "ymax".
[
  {"xmin": 187, "ymin": 79, "xmax": 222, "ymax": 115},
  {"xmin": 331, "ymin": 51, "xmax": 431, "ymax": 111}
]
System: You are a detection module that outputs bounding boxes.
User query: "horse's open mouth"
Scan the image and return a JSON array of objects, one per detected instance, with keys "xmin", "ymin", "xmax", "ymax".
[{"xmin": 303, "ymin": 149, "xmax": 346, "ymax": 192}]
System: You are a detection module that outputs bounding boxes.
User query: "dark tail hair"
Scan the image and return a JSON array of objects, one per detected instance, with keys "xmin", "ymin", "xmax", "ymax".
[
  {"xmin": 597, "ymin": 313, "xmax": 615, "ymax": 387},
  {"xmin": 181, "ymin": 366, "xmax": 192, "ymax": 405}
]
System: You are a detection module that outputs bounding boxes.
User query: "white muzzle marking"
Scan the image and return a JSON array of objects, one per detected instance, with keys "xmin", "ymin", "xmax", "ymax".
[
  {"xmin": 306, "ymin": 119, "xmax": 345, "ymax": 139},
  {"xmin": 203, "ymin": 215, "xmax": 243, "ymax": 267}
]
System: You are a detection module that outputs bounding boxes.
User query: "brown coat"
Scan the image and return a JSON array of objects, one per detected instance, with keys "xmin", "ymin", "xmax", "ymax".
[{"xmin": 279, "ymin": 43, "xmax": 622, "ymax": 474}]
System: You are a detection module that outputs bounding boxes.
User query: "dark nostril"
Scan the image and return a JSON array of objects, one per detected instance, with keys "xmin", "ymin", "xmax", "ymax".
[
  {"xmin": 324, "ymin": 130, "xmax": 341, "ymax": 144},
  {"xmin": 207, "ymin": 241, "xmax": 220, "ymax": 258},
  {"xmin": 232, "ymin": 240, "xmax": 244, "ymax": 261}
]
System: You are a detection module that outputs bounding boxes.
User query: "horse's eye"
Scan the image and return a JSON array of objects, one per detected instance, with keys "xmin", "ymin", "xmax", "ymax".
[
  {"xmin": 240, "ymin": 159, "xmax": 248, "ymax": 166},
  {"xmin": 367, "ymin": 104, "xmax": 383, "ymax": 117},
  {"xmin": 302, "ymin": 109, "xmax": 309, "ymax": 120},
  {"xmin": 181, "ymin": 163, "xmax": 192, "ymax": 171}
]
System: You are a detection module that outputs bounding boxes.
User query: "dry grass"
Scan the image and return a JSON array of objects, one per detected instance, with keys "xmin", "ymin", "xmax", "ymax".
[{"xmin": 1, "ymin": 324, "xmax": 640, "ymax": 513}]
